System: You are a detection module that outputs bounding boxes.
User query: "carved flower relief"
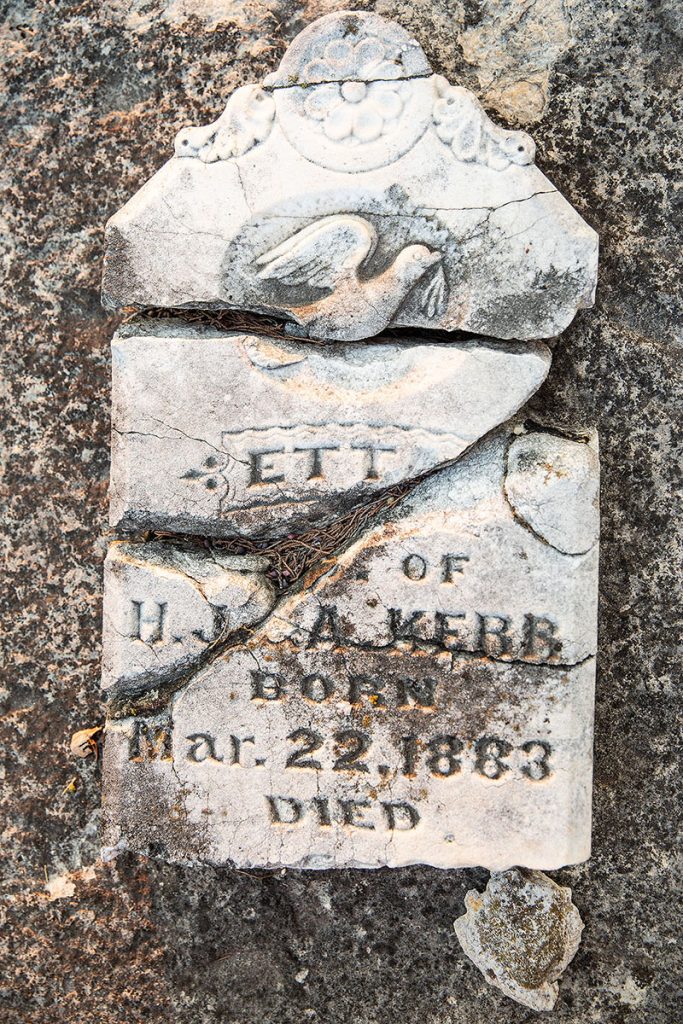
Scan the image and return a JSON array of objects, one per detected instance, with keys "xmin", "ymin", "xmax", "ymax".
[
  {"xmin": 432, "ymin": 79, "xmax": 536, "ymax": 170},
  {"xmin": 303, "ymin": 80, "xmax": 405, "ymax": 144},
  {"xmin": 303, "ymin": 36, "xmax": 407, "ymax": 83},
  {"xmin": 299, "ymin": 34, "xmax": 408, "ymax": 145}
]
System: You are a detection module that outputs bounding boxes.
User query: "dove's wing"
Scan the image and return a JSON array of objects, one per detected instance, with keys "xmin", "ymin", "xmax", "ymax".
[
  {"xmin": 255, "ymin": 216, "xmax": 378, "ymax": 290},
  {"xmin": 419, "ymin": 263, "xmax": 449, "ymax": 318}
]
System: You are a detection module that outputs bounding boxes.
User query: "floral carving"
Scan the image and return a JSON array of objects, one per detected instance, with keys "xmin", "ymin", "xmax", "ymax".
[
  {"xmin": 303, "ymin": 80, "xmax": 405, "ymax": 144},
  {"xmin": 295, "ymin": 34, "xmax": 413, "ymax": 146},
  {"xmin": 433, "ymin": 78, "xmax": 536, "ymax": 171},
  {"xmin": 175, "ymin": 85, "xmax": 275, "ymax": 163},
  {"xmin": 171, "ymin": 20, "xmax": 536, "ymax": 174},
  {"xmin": 303, "ymin": 36, "xmax": 407, "ymax": 83}
]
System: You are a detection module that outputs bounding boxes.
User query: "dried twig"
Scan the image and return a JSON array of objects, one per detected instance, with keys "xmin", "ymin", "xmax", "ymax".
[{"xmin": 150, "ymin": 484, "xmax": 411, "ymax": 592}]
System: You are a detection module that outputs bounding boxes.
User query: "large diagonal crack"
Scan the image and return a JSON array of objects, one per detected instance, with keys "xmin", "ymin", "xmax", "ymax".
[
  {"xmin": 105, "ymin": 310, "xmax": 583, "ymax": 722},
  {"xmin": 106, "ymin": 475, "xmax": 416, "ymax": 718},
  {"xmin": 105, "ymin": 411, "xmax": 591, "ymax": 720}
]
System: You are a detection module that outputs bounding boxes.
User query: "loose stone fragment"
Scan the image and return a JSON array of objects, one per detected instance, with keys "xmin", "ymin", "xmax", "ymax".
[
  {"xmin": 505, "ymin": 430, "xmax": 600, "ymax": 554},
  {"xmin": 454, "ymin": 868, "xmax": 584, "ymax": 1010},
  {"xmin": 101, "ymin": 426, "xmax": 598, "ymax": 869},
  {"xmin": 102, "ymin": 541, "xmax": 275, "ymax": 693},
  {"xmin": 109, "ymin": 323, "xmax": 550, "ymax": 539},
  {"xmin": 102, "ymin": 11, "xmax": 597, "ymax": 342}
]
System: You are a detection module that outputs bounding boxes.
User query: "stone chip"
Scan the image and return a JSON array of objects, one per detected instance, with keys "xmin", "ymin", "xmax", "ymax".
[
  {"xmin": 505, "ymin": 430, "xmax": 600, "ymax": 554},
  {"xmin": 454, "ymin": 868, "xmax": 584, "ymax": 1010}
]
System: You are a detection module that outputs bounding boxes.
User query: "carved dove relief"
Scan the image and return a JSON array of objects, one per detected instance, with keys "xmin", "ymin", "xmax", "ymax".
[
  {"xmin": 254, "ymin": 215, "xmax": 447, "ymax": 341},
  {"xmin": 104, "ymin": 9, "xmax": 598, "ymax": 342}
]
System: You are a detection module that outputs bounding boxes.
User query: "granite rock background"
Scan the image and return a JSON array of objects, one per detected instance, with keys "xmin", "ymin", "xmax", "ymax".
[{"xmin": 1, "ymin": 1, "xmax": 680, "ymax": 1021}]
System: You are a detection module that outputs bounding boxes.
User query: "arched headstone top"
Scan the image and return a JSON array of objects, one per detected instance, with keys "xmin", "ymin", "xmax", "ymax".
[
  {"xmin": 263, "ymin": 11, "xmax": 432, "ymax": 87},
  {"xmin": 172, "ymin": 12, "xmax": 536, "ymax": 176},
  {"xmin": 103, "ymin": 10, "xmax": 597, "ymax": 344}
]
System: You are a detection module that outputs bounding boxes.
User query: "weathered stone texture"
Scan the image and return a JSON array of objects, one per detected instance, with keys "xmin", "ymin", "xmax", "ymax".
[
  {"xmin": 1, "ymin": 1, "xmax": 680, "ymax": 1023},
  {"xmin": 109, "ymin": 323, "xmax": 550, "ymax": 538},
  {"xmin": 101, "ymin": 541, "xmax": 275, "ymax": 690}
]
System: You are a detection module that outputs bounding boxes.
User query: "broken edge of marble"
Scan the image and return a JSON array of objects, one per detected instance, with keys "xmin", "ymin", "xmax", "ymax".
[
  {"xmin": 101, "ymin": 11, "xmax": 598, "ymax": 343},
  {"xmin": 109, "ymin": 322, "xmax": 551, "ymax": 540},
  {"xmin": 454, "ymin": 868, "xmax": 584, "ymax": 1010},
  {"xmin": 101, "ymin": 541, "xmax": 275, "ymax": 693}
]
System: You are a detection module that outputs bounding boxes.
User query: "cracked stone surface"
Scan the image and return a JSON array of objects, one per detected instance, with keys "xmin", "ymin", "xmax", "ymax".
[
  {"xmin": 454, "ymin": 868, "xmax": 584, "ymax": 1010},
  {"xmin": 102, "ymin": 427, "xmax": 598, "ymax": 871},
  {"xmin": 2, "ymin": 1, "xmax": 680, "ymax": 1022},
  {"xmin": 505, "ymin": 429, "xmax": 600, "ymax": 554},
  {"xmin": 101, "ymin": 11, "xmax": 598, "ymax": 342},
  {"xmin": 102, "ymin": 541, "xmax": 275, "ymax": 691},
  {"xmin": 268, "ymin": 427, "xmax": 599, "ymax": 666},
  {"xmin": 110, "ymin": 322, "xmax": 550, "ymax": 538}
]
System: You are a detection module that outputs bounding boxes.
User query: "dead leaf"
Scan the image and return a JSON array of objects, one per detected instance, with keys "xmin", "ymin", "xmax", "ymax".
[{"xmin": 70, "ymin": 726, "xmax": 103, "ymax": 760}]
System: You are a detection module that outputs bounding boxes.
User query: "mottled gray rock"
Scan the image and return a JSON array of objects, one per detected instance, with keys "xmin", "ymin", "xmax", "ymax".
[
  {"xmin": 110, "ymin": 323, "xmax": 550, "ymax": 538},
  {"xmin": 102, "ymin": 11, "xmax": 598, "ymax": 343},
  {"xmin": 2, "ymin": 1, "xmax": 680, "ymax": 1022},
  {"xmin": 454, "ymin": 868, "xmax": 584, "ymax": 1010}
]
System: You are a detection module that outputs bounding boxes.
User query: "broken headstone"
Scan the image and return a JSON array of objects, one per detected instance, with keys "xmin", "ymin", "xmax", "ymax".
[
  {"xmin": 110, "ymin": 322, "xmax": 550, "ymax": 538},
  {"xmin": 102, "ymin": 11, "xmax": 597, "ymax": 342},
  {"xmin": 99, "ymin": 10, "xmax": 599, "ymax": 883},
  {"xmin": 102, "ymin": 427, "xmax": 598, "ymax": 869}
]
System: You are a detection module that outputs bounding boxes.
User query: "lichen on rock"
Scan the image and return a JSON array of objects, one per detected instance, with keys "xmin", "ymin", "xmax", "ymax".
[{"xmin": 454, "ymin": 867, "xmax": 584, "ymax": 1010}]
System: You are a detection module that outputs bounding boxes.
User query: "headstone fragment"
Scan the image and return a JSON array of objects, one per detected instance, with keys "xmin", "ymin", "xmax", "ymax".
[
  {"xmin": 505, "ymin": 431, "xmax": 600, "ymax": 553},
  {"xmin": 102, "ymin": 427, "xmax": 598, "ymax": 869},
  {"xmin": 110, "ymin": 323, "xmax": 550, "ymax": 538},
  {"xmin": 102, "ymin": 11, "xmax": 597, "ymax": 342},
  {"xmin": 454, "ymin": 868, "xmax": 584, "ymax": 1010},
  {"xmin": 102, "ymin": 541, "xmax": 275, "ymax": 693}
]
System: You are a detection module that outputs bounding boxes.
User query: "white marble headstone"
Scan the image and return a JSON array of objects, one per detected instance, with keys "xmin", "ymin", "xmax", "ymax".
[
  {"xmin": 103, "ymin": 429, "xmax": 598, "ymax": 868},
  {"xmin": 100, "ymin": 10, "xmax": 599, "ymax": 872}
]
